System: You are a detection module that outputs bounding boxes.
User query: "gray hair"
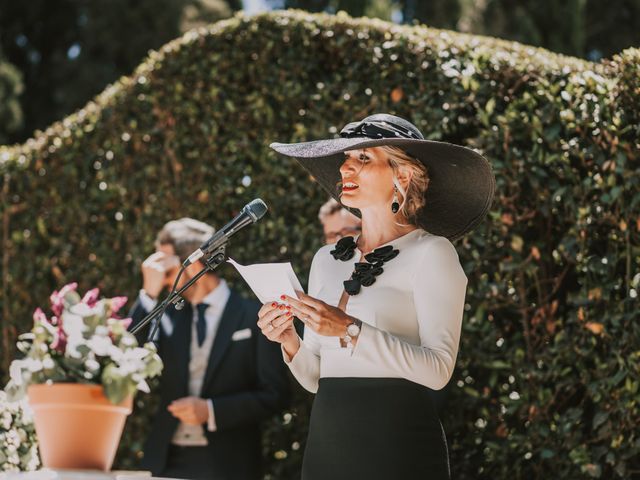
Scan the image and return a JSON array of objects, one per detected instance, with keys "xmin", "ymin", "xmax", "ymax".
[
  {"xmin": 155, "ymin": 217, "xmax": 215, "ymax": 262},
  {"xmin": 318, "ymin": 197, "xmax": 352, "ymax": 223}
]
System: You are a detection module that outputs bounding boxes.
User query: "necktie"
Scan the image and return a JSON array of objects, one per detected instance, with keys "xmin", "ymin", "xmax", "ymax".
[{"xmin": 195, "ymin": 303, "xmax": 209, "ymax": 347}]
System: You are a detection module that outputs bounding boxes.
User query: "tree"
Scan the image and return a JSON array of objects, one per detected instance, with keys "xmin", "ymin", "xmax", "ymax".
[
  {"xmin": 0, "ymin": 0, "xmax": 231, "ymax": 144},
  {"xmin": 0, "ymin": 53, "xmax": 23, "ymax": 144},
  {"xmin": 474, "ymin": 0, "xmax": 640, "ymax": 59}
]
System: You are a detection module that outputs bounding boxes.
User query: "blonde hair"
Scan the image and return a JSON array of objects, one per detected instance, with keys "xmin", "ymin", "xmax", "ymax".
[{"xmin": 380, "ymin": 145, "xmax": 430, "ymax": 226}]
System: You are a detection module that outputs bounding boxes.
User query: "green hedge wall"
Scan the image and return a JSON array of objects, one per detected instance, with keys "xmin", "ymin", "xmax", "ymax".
[{"xmin": 1, "ymin": 10, "xmax": 638, "ymax": 479}]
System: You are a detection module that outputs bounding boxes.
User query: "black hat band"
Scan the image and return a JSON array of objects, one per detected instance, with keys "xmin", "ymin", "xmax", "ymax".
[{"xmin": 340, "ymin": 120, "xmax": 423, "ymax": 141}]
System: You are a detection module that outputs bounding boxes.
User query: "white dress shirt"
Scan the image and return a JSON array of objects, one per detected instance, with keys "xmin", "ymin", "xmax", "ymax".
[
  {"xmin": 284, "ymin": 229, "xmax": 468, "ymax": 393},
  {"xmin": 139, "ymin": 279, "xmax": 231, "ymax": 446}
]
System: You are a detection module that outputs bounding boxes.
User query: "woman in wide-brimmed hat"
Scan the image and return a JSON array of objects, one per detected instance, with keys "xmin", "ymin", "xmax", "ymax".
[{"xmin": 258, "ymin": 113, "xmax": 495, "ymax": 479}]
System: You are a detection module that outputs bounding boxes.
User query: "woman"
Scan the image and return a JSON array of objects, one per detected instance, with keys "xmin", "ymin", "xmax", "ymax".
[{"xmin": 258, "ymin": 114, "xmax": 495, "ymax": 479}]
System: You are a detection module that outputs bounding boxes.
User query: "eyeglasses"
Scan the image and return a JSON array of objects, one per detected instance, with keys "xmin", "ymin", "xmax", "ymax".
[{"xmin": 340, "ymin": 120, "xmax": 422, "ymax": 140}]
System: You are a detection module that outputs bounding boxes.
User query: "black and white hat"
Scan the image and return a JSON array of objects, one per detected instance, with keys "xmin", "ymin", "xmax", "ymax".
[{"xmin": 270, "ymin": 113, "xmax": 495, "ymax": 241}]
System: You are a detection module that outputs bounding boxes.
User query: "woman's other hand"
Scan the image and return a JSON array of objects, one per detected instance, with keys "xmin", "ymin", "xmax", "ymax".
[{"xmin": 281, "ymin": 292, "xmax": 353, "ymax": 338}]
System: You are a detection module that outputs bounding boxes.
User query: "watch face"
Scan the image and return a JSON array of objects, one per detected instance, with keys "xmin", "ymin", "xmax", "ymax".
[{"xmin": 347, "ymin": 323, "xmax": 361, "ymax": 336}]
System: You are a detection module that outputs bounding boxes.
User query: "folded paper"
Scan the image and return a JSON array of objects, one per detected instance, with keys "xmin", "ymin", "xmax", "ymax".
[{"xmin": 227, "ymin": 258, "xmax": 304, "ymax": 304}]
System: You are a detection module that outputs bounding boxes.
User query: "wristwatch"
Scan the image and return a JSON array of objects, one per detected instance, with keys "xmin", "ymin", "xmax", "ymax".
[{"xmin": 343, "ymin": 318, "xmax": 362, "ymax": 349}]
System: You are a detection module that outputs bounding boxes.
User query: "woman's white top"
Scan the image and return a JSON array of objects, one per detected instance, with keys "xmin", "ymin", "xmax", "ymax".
[{"xmin": 284, "ymin": 228, "xmax": 468, "ymax": 393}]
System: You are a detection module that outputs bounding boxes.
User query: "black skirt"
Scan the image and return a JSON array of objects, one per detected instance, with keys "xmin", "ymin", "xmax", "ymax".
[{"xmin": 302, "ymin": 377, "xmax": 450, "ymax": 480}]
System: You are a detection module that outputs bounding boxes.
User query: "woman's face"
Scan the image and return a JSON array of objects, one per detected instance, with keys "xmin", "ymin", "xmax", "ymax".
[{"xmin": 339, "ymin": 147, "xmax": 394, "ymax": 211}]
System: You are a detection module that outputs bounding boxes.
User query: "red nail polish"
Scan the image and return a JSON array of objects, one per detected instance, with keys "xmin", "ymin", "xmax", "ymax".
[
  {"xmin": 271, "ymin": 302, "xmax": 277, "ymax": 307},
  {"xmin": 287, "ymin": 311, "xmax": 293, "ymax": 317},
  {"xmin": 286, "ymin": 305, "xmax": 291, "ymax": 310},
  {"xmin": 279, "ymin": 305, "xmax": 285, "ymax": 310},
  {"xmin": 280, "ymin": 295, "xmax": 286, "ymax": 300}
]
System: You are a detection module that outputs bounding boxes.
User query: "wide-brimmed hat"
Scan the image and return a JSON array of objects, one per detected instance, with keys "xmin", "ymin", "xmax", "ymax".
[{"xmin": 270, "ymin": 113, "xmax": 495, "ymax": 241}]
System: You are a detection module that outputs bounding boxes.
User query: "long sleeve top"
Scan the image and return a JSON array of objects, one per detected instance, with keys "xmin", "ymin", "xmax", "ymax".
[{"xmin": 284, "ymin": 229, "xmax": 468, "ymax": 393}]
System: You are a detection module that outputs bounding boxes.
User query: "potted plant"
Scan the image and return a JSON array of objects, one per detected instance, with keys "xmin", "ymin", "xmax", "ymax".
[{"xmin": 5, "ymin": 282, "xmax": 163, "ymax": 471}]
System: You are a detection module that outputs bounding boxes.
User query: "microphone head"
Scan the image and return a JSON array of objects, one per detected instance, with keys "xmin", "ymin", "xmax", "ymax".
[{"xmin": 245, "ymin": 198, "xmax": 268, "ymax": 222}]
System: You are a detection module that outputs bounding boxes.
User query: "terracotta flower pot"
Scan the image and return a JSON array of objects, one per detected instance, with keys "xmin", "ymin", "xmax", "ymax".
[{"xmin": 27, "ymin": 383, "xmax": 133, "ymax": 471}]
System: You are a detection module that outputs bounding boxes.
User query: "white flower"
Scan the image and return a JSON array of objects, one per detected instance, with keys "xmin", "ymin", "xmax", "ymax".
[
  {"xmin": 38, "ymin": 319, "xmax": 57, "ymax": 336},
  {"xmin": 87, "ymin": 334, "xmax": 113, "ymax": 356},
  {"xmin": 26, "ymin": 447, "xmax": 41, "ymax": 470},
  {"xmin": 9, "ymin": 360, "xmax": 25, "ymax": 386},
  {"xmin": 61, "ymin": 312, "xmax": 86, "ymax": 337},
  {"xmin": 25, "ymin": 358, "xmax": 43, "ymax": 373},
  {"xmin": 6, "ymin": 430, "xmax": 20, "ymax": 445},
  {"xmin": 120, "ymin": 335, "xmax": 136, "ymax": 347},
  {"xmin": 70, "ymin": 301, "xmax": 105, "ymax": 318},
  {"xmin": 42, "ymin": 357, "xmax": 55, "ymax": 369},
  {"xmin": 1, "ymin": 414, "xmax": 11, "ymax": 430},
  {"xmin": 85, "ymin": 358, "xmax": 100, "ymax": 372},
  {"xmin": 127, "ymin": 347, "xmax": 152, "ymax": 362},
  {"xmin": 136, "ymin": 380, "xmax": 150, "ymax": 393},
  {"xmin": 104, "ymin": 344, "xmax": 124, "ymax": 363},
  {"xmin": 114, "ymin": 347, "xmax": 151, "ymax": 376},
  {"xmin": 65, "ymin": 331, "xmax": 87, "ymax": 359},
  {"xmin": 95, "ymin": 325, "xmax": 109, "ymax": 336}
]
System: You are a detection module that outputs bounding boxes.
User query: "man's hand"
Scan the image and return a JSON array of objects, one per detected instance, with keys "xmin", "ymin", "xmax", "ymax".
[
  {"xmin": 167, "ymin": 396, "xmax": 209, "ymax": 425},
  {"xmin": 141, "ymin": 251, "xmax": 180, "ymax": 299}
]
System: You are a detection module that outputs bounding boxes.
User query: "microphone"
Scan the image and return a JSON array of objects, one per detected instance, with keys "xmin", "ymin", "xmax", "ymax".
[{"xmin": 183, "ymin": 198, "xmax": 268, "ymax": 266}]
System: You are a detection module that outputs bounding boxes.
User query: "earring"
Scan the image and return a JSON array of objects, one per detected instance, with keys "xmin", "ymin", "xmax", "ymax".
[{"xmin": 391, "ymin": 185, "xmax": 400, "ymax": 214}]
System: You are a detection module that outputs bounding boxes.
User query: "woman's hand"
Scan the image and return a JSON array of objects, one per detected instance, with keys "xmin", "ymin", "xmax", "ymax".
[
  {"xmin": 281, "ymin": 292, "xmax": 353, "ymax": 338},
  {"xmin": 257, "ymin": 301, "xmax": 299, "ymax": 357}
]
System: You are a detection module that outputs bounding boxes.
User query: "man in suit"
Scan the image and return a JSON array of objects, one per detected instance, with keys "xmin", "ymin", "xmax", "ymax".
[{"xmin": 129, "ymin": 218, "xmax": 290, "ymax": 480}]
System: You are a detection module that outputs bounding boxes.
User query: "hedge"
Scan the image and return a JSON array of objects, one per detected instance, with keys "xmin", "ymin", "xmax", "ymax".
[{"xmin": 0, "ymin": 10, "xmax": 638, "ymax": 479}]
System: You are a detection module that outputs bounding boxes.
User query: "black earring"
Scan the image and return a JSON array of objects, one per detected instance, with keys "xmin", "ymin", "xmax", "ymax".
[{"xmin": 391, "ymin": 185, "xmax": 400, "ymax": 214}]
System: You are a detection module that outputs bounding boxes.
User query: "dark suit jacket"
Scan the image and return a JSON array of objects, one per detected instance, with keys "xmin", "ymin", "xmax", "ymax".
[{"xmin": 129, "ymin": 289, "xmax": 290, "ymax": 479}]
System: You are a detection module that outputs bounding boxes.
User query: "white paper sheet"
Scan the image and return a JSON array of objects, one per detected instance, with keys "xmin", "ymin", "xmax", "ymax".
[{"xmin": 227, "ymin": 258, "xmax": 304, "ymax": 304}]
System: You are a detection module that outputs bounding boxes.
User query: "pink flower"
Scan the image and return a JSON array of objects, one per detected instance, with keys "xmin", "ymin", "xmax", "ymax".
[
  {"xmin": 50, "ymin": 294, "xmax": 64, "ymax": 317},
  {"xmin": 33, "ymin": 308, "xmax": 48, "ymax": 325},
  {"xmin": 50, "ymin": 282, "xmax": 78, "ymax": 316},
  {"xmin": 51, "ymin": 326, "xmax": 67, "ymax": 353},
  {"xmin": 82, "ymin": 288, "xmax": 100, "ymax": 307},
  {"xmin": 119, "ymin": 318, "xmax": 133, "ymax": 330},
  {"xmin": 109, "ymin": 296, "xmax": 128, "ymax": 317},
  {"xmin": 58, "ymin": 282, "xmax": 79, "ymax": 296}
]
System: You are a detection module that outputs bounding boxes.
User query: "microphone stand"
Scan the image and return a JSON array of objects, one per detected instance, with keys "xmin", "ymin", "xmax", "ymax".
[{"xmin": 130, "ymin": 246, "xmax": 227, "ymax": 337}]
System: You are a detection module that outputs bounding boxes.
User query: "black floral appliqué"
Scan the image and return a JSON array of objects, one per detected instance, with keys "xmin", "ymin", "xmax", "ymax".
[
  {"xmin": 331, "ymin": 237, "xmax": 400, "ymax": 295},
  {"xmin": 330, "ymin": 236, "xmax": 357, "ymax": 261}
]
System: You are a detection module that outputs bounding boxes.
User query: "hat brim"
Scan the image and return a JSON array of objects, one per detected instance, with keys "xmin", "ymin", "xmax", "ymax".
[{"xmin": 270, "ymin": 137, "xmax": 495, "ymax": 241}]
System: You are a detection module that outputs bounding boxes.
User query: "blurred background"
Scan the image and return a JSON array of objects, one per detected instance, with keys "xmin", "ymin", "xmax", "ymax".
[{"xmin": 1, "ymin": 0, "xmax": 638, "ymax": 145}]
